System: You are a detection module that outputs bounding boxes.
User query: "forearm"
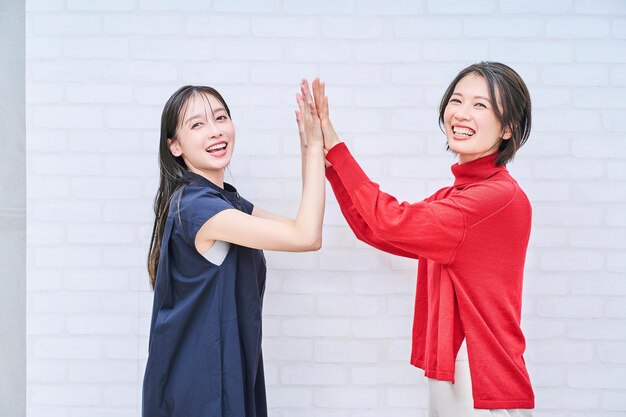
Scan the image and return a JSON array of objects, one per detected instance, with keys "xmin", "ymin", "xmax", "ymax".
[
  {"xmin": 301, "ymin": 144, "xmax": 307, "ymax": 190},
  {"xmin": 294, "ymin": 144, "xmax": 325, "ymax": 248},
  {"xmin": 327, "ymin": 166, "xmax": 419, "ymax": 259},
  {"xmin": 327, "ymin": 143, "xmax": 464, "ymax": 263}
]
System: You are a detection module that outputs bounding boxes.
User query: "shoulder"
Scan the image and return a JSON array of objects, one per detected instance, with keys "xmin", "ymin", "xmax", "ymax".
[
  {"xmin": 170, "ymin": 184, "xmax": 232, "ymax": 222},
  {"xmin": 454, "ymin": 175, "xmax": 528, "ymax": 224},
  {"xmin": 472, "ymin": 174, "xmax": 518, "ymax": 199},
  {"xmin": 470, "ymin": 167, "xmax": 519, "ymax": 194},
  {"xmin": 486, "ymin": 171, "xmax": 530, "ymax": 209},
  {"xmin": 424, "ymin": 185, "xmax": 454, "ymax": 202},
  {"xmin": 181, "ymin": 183, "xmax": 223, "ymax": 202},
  {"xmin": 239, "ymin": 196, "xmax": 254, "ymax": 215}
]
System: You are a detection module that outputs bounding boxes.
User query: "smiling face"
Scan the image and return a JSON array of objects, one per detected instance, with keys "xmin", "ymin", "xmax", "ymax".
[
  {"xmin": 168, "ymin": 92, "xmax": 235, "ymax": 186},
  {"xmin": 443, "ymin": 73, "xmax": 511, "ymax": 165}
]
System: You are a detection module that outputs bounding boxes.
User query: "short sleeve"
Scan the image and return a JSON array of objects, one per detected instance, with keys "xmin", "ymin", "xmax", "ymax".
[
  {"xmin": 172, "ymin": 185, "xmax": 234, "ymax": 246},
  {"xmin": 239, "ymin": 196, "xmax": 254, "ymax": 215}
]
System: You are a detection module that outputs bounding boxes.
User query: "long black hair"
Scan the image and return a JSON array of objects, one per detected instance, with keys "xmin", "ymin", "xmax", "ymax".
[{"xmin": 147, "ymin": 85, "xmax": 232, "ymax": 288}]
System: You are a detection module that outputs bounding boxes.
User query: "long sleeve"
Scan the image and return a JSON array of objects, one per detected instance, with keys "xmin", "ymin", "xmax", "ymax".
[
  {"xmin": 326, "ymin": 166, "xmax": 419, "ymax": 259},
  {"xmin": 326, "ymin": 143, "xmax": 465, "ymax": 264},
  {"xmin": 327, "ymin": 143, "xmax": 534, "ymax": 409}
]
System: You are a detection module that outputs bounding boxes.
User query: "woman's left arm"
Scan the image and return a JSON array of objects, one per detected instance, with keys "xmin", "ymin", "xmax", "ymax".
[{"xmin": 251, "ymin": 206, "xmax": 294, "ymax": 225}]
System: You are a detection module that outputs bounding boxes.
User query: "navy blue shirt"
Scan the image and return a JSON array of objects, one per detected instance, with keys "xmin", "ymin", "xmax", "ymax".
[{"xmin": 143, "ymin": 172, "xmax": 267, "ymax": 417}]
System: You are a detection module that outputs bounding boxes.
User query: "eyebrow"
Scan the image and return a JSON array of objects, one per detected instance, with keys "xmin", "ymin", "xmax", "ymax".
[
  {"xmin": 451, "ymin": 92, "xmax": 491, "ymax": 102},
  {"xmin": 184, "ymin": 107, "xmax": 227, "ymax": 125}
]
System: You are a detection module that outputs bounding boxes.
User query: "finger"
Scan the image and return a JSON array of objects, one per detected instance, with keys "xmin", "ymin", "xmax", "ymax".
[
  {"xmin": 299, "ymin": 82, "xmax": 312, "ymax": 118},
  {"xmin": 314, "ymin": 80, "xmax": 327, "ymax": 120},
  {"xmin": 297, "ymin": 91, "xmax": 315, "ymax": 141},
  {"xmin": 318, "ymin": 82, "xmax": 328, "ymax": 116},
  {"xmin": 300, "ymin": 80, "xmax": 310, "ymax": 106},
  {"xmin": 295, "ymin": 110, "xmax": 304, "ymax": 131},
  {"xmin": 296, "ymin": 92, "xmax": 306, "ymax": 115},
  {"xmin": 312, "ymin": 78, "xmax": 320, "ymax": 103},
  {"xmin": 313, "ymin": 79, "xmax": 326, "ymax": 119},
  {"xmin": 313, "ymin": 78, "xmax": 322, "ymax": 97},
  {"xmin": 307, "ymin": 97, "xmax": 317, "ymax": 119},
  {"xmin": 301, "ymin": 80, "xmax": 316, "ymax": 114},
  {"xmin": 295, "ymin": 110, "xmax": 307, "ymax": 145}
]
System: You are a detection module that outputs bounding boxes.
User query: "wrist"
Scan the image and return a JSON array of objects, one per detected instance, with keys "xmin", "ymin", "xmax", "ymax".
[
  {"xmin": 325, "ymin": 138, "xmax": 341, "ymax": 150},
  {"xmin": 306, "ymin": 142, "xmax": 324, "ymax": 152}
]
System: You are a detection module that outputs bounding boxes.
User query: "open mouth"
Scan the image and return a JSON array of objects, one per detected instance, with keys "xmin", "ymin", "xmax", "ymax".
[
  {"xmin": 207, "ymin": 142, "xmax": 227, "ymax": 153},
  {"xmin": 452, "ymin": 126, "xmax": 475, "ymax": 137}
]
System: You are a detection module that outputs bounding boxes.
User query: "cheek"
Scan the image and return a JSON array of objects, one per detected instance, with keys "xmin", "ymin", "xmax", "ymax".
[
  {"xmin": 443, "ymin": 107, "xmax": 454, "ymax": 124},
  {"xmin": 225, "ymin": 126, "xmax": 236, "ymax": 142},
  {"xmin": 484, "ymin": 115, "xmax": 503, "ymax": 135}
]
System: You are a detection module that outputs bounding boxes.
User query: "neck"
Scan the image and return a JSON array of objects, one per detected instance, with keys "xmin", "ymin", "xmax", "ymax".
[
  {"xmin": 458, "ymin": 148, "xmax": 499, "ymax": 165},
  {"xmin": 189, "ymin": 167, "xmax": 225, "ymax": 188}
]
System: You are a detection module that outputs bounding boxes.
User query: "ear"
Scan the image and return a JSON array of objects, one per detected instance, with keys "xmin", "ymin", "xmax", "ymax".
[
  {"xmin": 502, "ymin": 124, "xmax": 513, "ymax": 141},
  {"xmin": 168, "ymin": 138, "xmax": 182, "ymax": 157}
]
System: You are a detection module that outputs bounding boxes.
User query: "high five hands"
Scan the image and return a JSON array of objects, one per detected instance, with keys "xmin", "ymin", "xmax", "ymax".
[
  {"xmin": 310, "ymin": 78, "xmax": 342, "ymax": 154},
  {"xmin": 294, "ymin": 79, "xmax": 342, "ymax": 164},
  {"xmin": 295, "ymin": 79, "xmax": 323, "ymax": 153}
]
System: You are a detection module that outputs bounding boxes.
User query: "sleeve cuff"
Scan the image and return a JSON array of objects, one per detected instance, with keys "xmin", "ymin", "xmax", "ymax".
[
  {"xmin": 325, "ymin": 142, "xmax": 373, "ymax": 192},
  {"xmin": 325, "ymin": 142, "xmax": 348, "ymax": 165}
]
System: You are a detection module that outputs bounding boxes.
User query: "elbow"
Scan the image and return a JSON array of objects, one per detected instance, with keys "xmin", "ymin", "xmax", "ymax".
[
  {"xmin": 299, "ymin": 235, "xmax": 322, "ymax": 252},
  {"xmin": 310, "ymin": 237, "xmax": 322, "ymax": 251},
  {"xmin": 291, "ymin": 224, "xmax": 323, "ymax": 252},
  {"xmin": 371, "ymin": 223, "xmax": 392, "ymax": 240}
]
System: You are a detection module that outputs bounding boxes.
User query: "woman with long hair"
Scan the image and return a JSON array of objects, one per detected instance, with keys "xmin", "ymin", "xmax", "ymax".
[{"xmin": 143, "ymin": 81, "xmax": 325, "ymax": 417}]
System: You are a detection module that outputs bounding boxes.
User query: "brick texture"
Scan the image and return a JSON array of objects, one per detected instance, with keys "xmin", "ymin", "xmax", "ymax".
[{"xmin": 26, "ymin": 1, "xmax": 626, "ymax": 416}]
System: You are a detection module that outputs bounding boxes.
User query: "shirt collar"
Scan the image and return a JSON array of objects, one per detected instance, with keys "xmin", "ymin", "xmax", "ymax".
[
  {"xmin": 451, "ymin": 153, "xmax": 507, "ymax": 190},
  {"xmin": 182, "ymin": 170, "xmax": 239, "ymax": 199}
]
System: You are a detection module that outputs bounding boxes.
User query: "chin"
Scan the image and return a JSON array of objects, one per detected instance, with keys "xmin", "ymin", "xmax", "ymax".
[{"xmin": 447, "ymin": 141, "xmax": 463, "ymax": 155}]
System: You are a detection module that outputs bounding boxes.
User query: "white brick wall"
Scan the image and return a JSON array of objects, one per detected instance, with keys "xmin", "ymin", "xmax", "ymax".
[{"xmin": 25, "ymin": 1, "xmax": 626, "ymax": 416}]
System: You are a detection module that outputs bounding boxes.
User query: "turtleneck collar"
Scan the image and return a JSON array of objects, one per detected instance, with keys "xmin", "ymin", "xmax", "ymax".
[{"xmin": 451, "ymin": 153, "xmax": 507, "ymax": 190}]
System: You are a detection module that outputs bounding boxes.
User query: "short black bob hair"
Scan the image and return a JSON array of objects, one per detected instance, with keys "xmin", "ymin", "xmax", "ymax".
[{"xmin": 438, "ymin": 61, "xmax": 532, "ymax": 166}]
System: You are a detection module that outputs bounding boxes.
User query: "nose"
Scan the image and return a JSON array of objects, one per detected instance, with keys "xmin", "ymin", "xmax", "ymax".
[
  {"xmin": 453, "ymin": 103, "xmax": 471, "ymax": 121},
  {"xmin": 206, "ymin": 120, "xmax": 223, "ymax": 139}
]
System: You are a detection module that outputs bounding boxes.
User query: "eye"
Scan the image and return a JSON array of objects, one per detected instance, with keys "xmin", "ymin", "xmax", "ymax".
[
  {"xmin": 449, "ymin": 98, "xmax": 461, "ymax": 104},
  {"xmin": 215, "ymin": 115, "xmax": 229, "ymax": 122},
  {"xmin": 475, "ymin": 102, "xmax": 488, "ymax": 109},
  {"xmin": 191, "ymin": 122, "xmax": 203, "ymax": 128}
]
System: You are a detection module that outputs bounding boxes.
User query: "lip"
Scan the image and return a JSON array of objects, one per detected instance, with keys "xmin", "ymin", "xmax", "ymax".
[{"xmin": 206, "ymin": 141, "xmax": 228, "ymax": 157}]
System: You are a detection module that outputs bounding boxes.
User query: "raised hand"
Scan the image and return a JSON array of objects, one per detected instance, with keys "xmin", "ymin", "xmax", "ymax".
[
  {"xmin": 312, "ymin": 78, "xmax": 342, "ymax": 152},
  {"xmin": 295, "ymin": 79, "xmax": 323, "ymax": 151}
]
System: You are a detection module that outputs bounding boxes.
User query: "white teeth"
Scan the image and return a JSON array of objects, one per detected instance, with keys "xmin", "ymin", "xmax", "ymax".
[
  {"xmin": 453, "ymin": 127, "xmax": 475, "ymax": 136},
  {"xmin": 207, "ymin": 143, "xmax": 226, "ymax": 152}
]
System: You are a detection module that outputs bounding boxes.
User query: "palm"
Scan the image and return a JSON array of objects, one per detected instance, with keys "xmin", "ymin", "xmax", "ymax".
[
  {"xmin": 312, "ymin": 78, "xmax": 340, "ymax": 151},
  {"xmin": 295, "ymin": 80, "xmax": 323, "ymax": 150}
]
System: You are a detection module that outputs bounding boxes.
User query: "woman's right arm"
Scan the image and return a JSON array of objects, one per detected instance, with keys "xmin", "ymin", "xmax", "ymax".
[
  {"xmin": 194, "ymin": 80, "xmax": 326, "ymax": 253},
  {"xmin": 326, "ymin": 166, "xmax": 419, "ymax": 259},
  {"xmin": 313, "ymin": 79, "xmax": 468, "ymax": 264}
]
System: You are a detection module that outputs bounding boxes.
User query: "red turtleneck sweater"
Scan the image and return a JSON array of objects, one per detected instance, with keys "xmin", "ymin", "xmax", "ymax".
[{"xmin": 326, "ymin": 143, "xmax": 534, "ymax": 409}]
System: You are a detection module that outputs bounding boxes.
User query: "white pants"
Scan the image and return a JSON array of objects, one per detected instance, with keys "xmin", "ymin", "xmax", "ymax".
[{"xmin": 428, "ymin": 342, "xmax": 533, "ymax": 417}]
